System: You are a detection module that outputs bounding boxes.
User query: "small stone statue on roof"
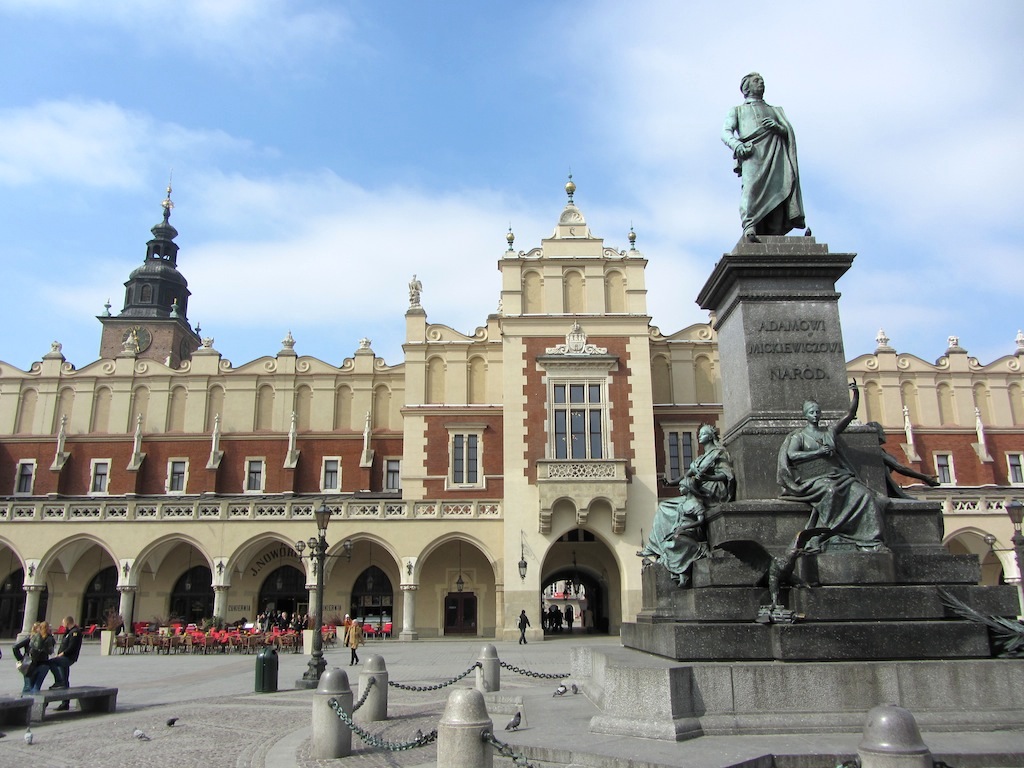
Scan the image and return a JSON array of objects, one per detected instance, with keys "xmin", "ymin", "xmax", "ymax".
[
  {"xmin": 409, "ymin": 274, "xmax": 423, "ymax": 308},
  {"xmin": 721, "ymin": 72, "xmax": 808, "ymax": 242}
]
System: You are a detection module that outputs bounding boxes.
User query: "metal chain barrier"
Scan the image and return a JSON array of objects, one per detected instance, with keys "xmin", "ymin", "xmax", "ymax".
[
  {"xmin": 328, "ymin": 698, "xmax": 437, "ymax": 751},
  {"xmin": 387, "ymin": 661, "xmax": 481, "ymax": 691},
  {"xmin": 351, "ymin": 675, "xmax": 375, "ymax": 712},
  {"xmin": 499, "ymin": 660, "xmax": 569, "ymax": 680},
  {"xmin": 482, "ymin": 729, "xmax": 538, "ymax": 767}
]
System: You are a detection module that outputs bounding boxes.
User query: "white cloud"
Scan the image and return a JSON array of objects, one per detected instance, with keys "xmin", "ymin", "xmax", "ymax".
[
  {"xmin": 0, "ymin": 0, "xmax": 351, "ymax": 69},
  {"xmin": 0, "ymin": 100, "xmax": 247, "ymax": 188}
]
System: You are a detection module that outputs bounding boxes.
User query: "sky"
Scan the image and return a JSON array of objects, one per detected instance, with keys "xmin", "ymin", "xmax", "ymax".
[{"xmin": 0, "ymin": 1, "xmax": 1021, "ymax": 372}]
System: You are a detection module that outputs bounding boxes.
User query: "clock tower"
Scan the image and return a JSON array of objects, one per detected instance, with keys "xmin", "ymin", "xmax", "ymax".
[{"xmin": 98, "ymin": 185, "xmax": 201, "ymax": 367}]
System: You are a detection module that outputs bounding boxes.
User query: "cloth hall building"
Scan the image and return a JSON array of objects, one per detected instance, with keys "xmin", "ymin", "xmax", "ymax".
[{"xmin": 1, "ymin": 184, "xmax": 1022, "ymax": 641}]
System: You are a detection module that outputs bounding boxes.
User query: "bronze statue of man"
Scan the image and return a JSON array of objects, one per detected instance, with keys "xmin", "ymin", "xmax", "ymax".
[{"xmin": 722, "ymin": 73, "xmax": 808, "ymax": 242}]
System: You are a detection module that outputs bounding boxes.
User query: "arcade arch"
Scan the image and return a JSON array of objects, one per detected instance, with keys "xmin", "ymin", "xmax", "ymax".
[
  {"xmin": 540, "ymin": 527, "xmax": 621, "ymax": 635},
  {"xmin": 415, "ymin": 535, "xmax": 497, "ymax": 638}
]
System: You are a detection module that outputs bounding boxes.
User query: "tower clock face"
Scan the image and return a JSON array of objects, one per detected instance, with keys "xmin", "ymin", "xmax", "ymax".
[{"xmin": 122, "ymin": 325, "xmax": 152, "ymax": 353}]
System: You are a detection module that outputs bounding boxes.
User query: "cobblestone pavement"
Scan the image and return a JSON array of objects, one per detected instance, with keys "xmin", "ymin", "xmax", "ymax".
[
  {"xmin": 2, "ymin": 635, "xmax": 1023, "ymax": 768},
  {"xmin": 0, "ymin": 634, "xmax": 587, "ymax": 768}
]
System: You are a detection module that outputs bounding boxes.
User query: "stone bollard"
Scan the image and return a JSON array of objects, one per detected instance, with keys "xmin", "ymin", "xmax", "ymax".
[
  {"xmin": 437, "ymin": 687, "xmax": 493, "ymax": 768},
  {"xmin": 356, "ymin": 654, "xmax": 389, "ymax": 723},
  {"xmin": 312, "ymin": 668, "xmax": 353, "ymax": 759},
  {"xmin": 475, "ymin": 644, "xmax": 500, "ymax": 693},
  {"xmin": 858, "ymin": 704, "xmax": 933, "ymax": 768}
]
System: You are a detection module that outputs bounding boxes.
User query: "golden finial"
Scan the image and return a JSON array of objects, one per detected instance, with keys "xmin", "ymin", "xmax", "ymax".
[
  {"xmin": 162, "ymin": 170, "xmax": 174, "ymax": 215},
  {"xmin": 565, "ymin": 171, "xmax": 575, "ymax": 203},
  {"xmin": 628, "ymin": 224, "xmax": 636, "ymax": 250},
  {"xmin": 506, "ymin": 224, "xmax": 515, "ymax": 251}
]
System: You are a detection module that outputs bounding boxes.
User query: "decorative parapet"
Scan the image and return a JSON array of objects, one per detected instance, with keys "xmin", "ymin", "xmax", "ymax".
[
  {"xmin": 536, "ymin": 459, "xmax": 629, "ymax": 534},
  {"xmin": 0, "ymin": 497, "xmax": 502, "ymax": 522}
]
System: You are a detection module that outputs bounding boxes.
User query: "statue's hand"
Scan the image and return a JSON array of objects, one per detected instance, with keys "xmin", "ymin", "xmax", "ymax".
[
  {"xmin": 735, "ymin": 143, "xmax": 752, "ymax": 159},
  {"xmin": 760, "ymin": 117, "xmax": 784, "ymax": 134}
]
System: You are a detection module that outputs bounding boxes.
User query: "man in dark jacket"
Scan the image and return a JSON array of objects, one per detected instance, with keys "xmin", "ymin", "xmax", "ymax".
[{"xmin": 50, "ymin": 616, "xmax": 83, "ymax": 708}]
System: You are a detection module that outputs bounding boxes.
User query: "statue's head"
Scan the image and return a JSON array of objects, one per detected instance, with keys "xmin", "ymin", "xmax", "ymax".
[
  {"xmin": 802, "ymin": 400, "xmax": 821, "ymax": 420},
  {"xmin": 698, "ymin": 423, "xmax": 719, "ymax": 443},
  {"xmin": 740, "ymin": 72, "xmax": 765, "ymax": 98}
]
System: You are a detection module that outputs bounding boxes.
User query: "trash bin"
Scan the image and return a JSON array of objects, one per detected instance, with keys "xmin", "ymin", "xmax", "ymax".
[{"xmin": 255, "ymin": 647, "xmax": 279, "ymax": 693}]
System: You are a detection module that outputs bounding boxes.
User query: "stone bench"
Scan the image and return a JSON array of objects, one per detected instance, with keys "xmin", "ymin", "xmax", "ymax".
[
  {"xmin": 0, "ymin": 696, "xmax": 33, "ymax": 726},
  {"xmin": 31, "ymin": 686, "xmax": 118, "ymax": 722}
]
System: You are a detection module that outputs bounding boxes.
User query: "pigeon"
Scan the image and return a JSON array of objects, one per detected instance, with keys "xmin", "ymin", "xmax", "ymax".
[
  {"xmin": 505, "ymin": 711, "xmax": 521, "ymax": 731},
  {"xmin": 571, "ymin": 683, "xmax": 579, "ymax": 694},
  {"xmin": 166, "ymin": 718, "xmax": 178, "ymax": 727},
  {"xmin": 24, "ymin": 727, "xmax": 33, "ymax": 745},
  {"xmin": 414, "ymin": 728, "xmax": 423, "ymax": 741},
  {"xmin": 553, "ymin": 683, "xmax": 567, "ymax": 697},
  {"xmin": 133, "ymin": 728, "xmax": 150, "ymax": 741}
]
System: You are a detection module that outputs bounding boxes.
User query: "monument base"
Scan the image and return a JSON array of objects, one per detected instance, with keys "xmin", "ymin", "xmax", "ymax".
[{"xmin": 572, "ymin": 645, "xmax": 1024, "ymax": 741}]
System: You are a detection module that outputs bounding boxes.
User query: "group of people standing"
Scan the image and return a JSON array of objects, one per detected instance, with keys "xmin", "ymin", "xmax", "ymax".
[
  {"xmin": 12, "ymin": 616, "xmax": 83, "ymax": 707},
  {"xmin": 255, "ymin": 610, "xmax": 308, "ymax": 633}
]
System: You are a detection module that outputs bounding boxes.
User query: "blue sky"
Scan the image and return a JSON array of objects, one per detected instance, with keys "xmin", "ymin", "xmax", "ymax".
[{"xmin": 1, "ymin": 1, "xmax": 1020, "ymax": 371}]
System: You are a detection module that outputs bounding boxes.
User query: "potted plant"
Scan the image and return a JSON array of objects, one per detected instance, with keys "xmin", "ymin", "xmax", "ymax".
[{"xmin": 99, "ymin": 609, "xmax": 124, "ymax": 656}]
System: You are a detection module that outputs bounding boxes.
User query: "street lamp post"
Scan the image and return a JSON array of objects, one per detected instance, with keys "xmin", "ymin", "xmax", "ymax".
[
  {"xmin": 295, "ymin": 502, "xmax": 331, "ymax": 689},
  {"xmin": 1006, "ymin": 500, "xmax": 1024, "ymax": 619}
]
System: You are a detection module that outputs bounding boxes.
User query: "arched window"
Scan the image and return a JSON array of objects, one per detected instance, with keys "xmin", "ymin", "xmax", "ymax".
[
  {"xmin": 170, "ymin": 566, "xmax": 214, "ymax": 624},
  {"xmin": 16, "ymin": 389, "xmax": 37, "ymax": 434},
  {"xmin": 523, "ymin": 271, "xmax": 542, "ymax": 314},
  {"xmin": 427, "ymin": 357, "xmax": 445, "ymax": 404},
  {"xmin": 295, "ymin": 385, "xmax": 313, "ymax": 431},
  {"xmin": 604, "ymin": 270, "xmax": 626, "ymax": 313},
  {"xmin": 205, "ymin": 386, "xmax": 224, "ymax": 432},
  {"xmin": 1010, "ymin": 383, "xmax": 1024, "ymax": 426},
  {"xmin": 373, "ymin": 385, "xmax": 391, "ymax": 429},
  {"xmin": 563, "ymin": 270, "xmax": 584, "ymax": 314},
  {"xmin": 132, "ymin": 386, "xmax": 150, "ymax": 431},
  {"xmin": 468, "ymin": 357, "xmax": 487, "ymax": 404},
  {"xmin": 55, "ymin": 387, "xmax": 75, "ymax": 432},
  {"xmin": 140, "ymin": 284, "xmax": 153, "ymax": 303},
  {"xmin": 695, "ymin": 356, "xmax": 715, "ymax": 404},
  {"xmin": 335, "ymin": 386, "xmax": 353, "ymax": 430},
  {"xmin": 901, "ymin": 382, "xmax": 919, "ymax": 424},
  {"xmin": 937, "ymin": 382, "xmax": 955, "ymax": 425},
  {"xmin": 91, "ymin": 387, "xmax": 112, "ymax": 433},
  {"xmin": 973, "ymin": 382, "xmax": 991, "ymax": 425},
  {"xmin": 864, "ymin": 381, "xmax": 882, "ymax": 423},
  {"xmin": 651, "ymin": 355, "xmax": 672, "ymax": 405},
  {"xmin": 256, "ymin": 384, "xmax": 275, "ymax": 430},
  {"xmin": 168, "ymin": 386, "xmax": 187, "ymax": 432}
]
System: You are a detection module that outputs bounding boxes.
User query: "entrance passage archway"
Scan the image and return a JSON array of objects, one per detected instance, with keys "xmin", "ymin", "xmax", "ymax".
[
  {"xmin": 81, "ymin": 565, "xmax": 117, "ymax": 629},
  {"xmin": 541, "ymin": 528, "xmax": 619, "ymax": 635},
  {"xmin": 170, "ymin": 566, "xmax": 213, "ymax": 623},
  {"xmin": 0, "ymin": 568, "xmax": 26, "ymax": 637},
  {"xmin": 259, "ymin": 565, "xmax": 307, "ymax": 616},
  {"xmin": 351, "ymin": 566, "xmax": 393, "ymax": 630}
]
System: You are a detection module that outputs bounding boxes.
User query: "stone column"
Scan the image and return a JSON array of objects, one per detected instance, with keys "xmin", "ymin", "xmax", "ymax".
[
  {"xmin": 117, "ymin": 586, "xmax": 137, "ymax": 629},
  {"xmin": 20, "ymin": 585, "xmax": 44, "ymax": 637},
  {"xmin": 399, "ymin": 584, "xmax": 418, "ymax": 641},
  {"xmin": 213, "ymin": 585, "xmax": 229, "ymax": 620}
]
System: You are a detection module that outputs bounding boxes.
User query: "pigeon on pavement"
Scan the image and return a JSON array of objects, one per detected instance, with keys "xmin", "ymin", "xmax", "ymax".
[
  {"xmin": 505, "ymin": 711, "xmax": 521, "ymax": 731},
  {"xmin": 166, "ymin": 718, "xmax": 178, "ymax": 727},
  {"xmin": 553, "ymin": 683, "xmax": 567, "ymax": 697},
  {"xmin": 133, "ymin": 728, "xmax": 150, "ymax": 741},
  {"xmin": 24, "ymin": 727, "xmax": 33, "ymax": 745},
  {"xmin": 571, "ymin": 683, "xmax": 579, "ymax": 694}
]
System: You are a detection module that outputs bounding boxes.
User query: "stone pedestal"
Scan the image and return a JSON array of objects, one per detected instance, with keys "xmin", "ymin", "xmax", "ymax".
[{"xmin": 696, "ymin": 236, "xmax": 886, "ymax": 499}]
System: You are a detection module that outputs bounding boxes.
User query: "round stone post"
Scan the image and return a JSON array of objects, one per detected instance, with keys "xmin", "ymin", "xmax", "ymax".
[
  {"xmin": 356, "ymin": 654, "xmax": 389, "ymax": 723},
  {"xmin": 857, "ymin": 704, "xmax": 933, "ymax": 768},
  {"xmin": 475, "ymin": 643, "xmax": 500, "ymax": 693},
  {"xmin": 312, "ymin": 668, "xmax": 353, "ymax": 759},
  {"xmin": 437, "ymin": 688, "xmax": 493, "ymax": 768}
]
